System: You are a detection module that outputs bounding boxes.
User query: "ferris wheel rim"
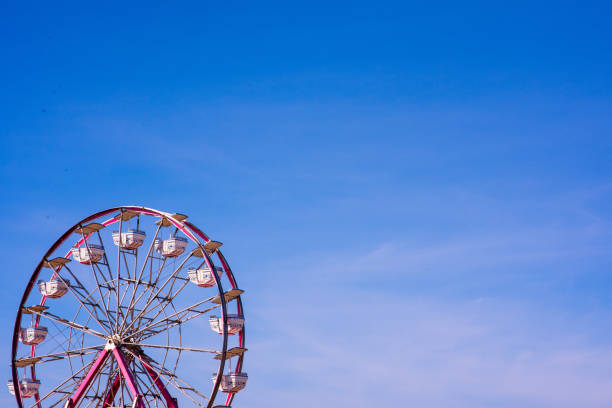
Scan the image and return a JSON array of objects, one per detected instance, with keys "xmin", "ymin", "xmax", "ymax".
[
  {"xmin": 11, "ymin": 206, "xmax": 244, "ymax": 408},
  {"xmin": 185, "ymin": 222, "xmax": 246, "ymax": 407}
]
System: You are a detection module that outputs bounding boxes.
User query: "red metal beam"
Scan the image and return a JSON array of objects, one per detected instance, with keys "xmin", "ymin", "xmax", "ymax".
[
  {"xmin": 112, "ymin": 347, "xmax": 145, "ymax": 408},
  {"xmin": 102, "ymin": 373, "xmax": 121, "ymax": 407},
  {"xmin": 141, "ymin": 359, "xmax": 178, "ymax": 408},
  {"xmin": 66, "ymin": 349, "xmax": 110, "ymax": 408}
]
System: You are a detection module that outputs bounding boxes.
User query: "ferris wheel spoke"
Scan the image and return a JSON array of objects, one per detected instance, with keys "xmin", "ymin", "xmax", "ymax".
[
  {"xmin": 140, "ymin": 306, "xmax": 220, "ymax": 342},
  {"xmin": 126, "ymin": 297, "xmax": 218, "ymax": 341},
  {"xmin": 19, "ymin": 344, "xmax": 105, "ymax": 366},
  {"xmin": 126, "ymin": 349, "xmax": 208, "ymax": 407},
  {"xmin": 146, "ymin": 257, "xmax": 168, "ymax": 298},
  {"xmin": 115, "ymin": 215, "xmax": 126, "ymax": 335},
  {"xmin": 145, "ymin": 260, "xmax": 195, "ymax": 315},
  {"xmin": 121, "ymin": 250, "xmax": 132, "ymax": 279},
  {"xmin": 46, "ymin": 394, "xmax": 72, "ymax": 408},
  {"xmin": 25, "ymin": 357, "xmax": 95, "ymax": 408},
  {"xmin": 81, "ymin": 398, "xmax": 98, "ymax": 408},
  {"xmin": 52, "ymin": 266, "xmax": 113, "ymax": 336},
  {"xmin": 120, "ymin": 257, "xmax": 168, "ymax": 334},
  {"xmin": 69, "ymin": 305, "xmax": 97, "ymax": 373},
  {"xmin": 114, "ymin": 237, "xmax": 144, "ymax": 331},
  {"xmin": 77, "ymin": 283, "xmax": 120, "ymax": 338},
  {"xmin": 131, "ymin": 365, "xmax": 166, "ymax": 408},
  {"xmin": 98, "ymin": 278, "xmax": 133, "ymax": 327},
  {"xmin": 127, "ymin": 277, "xmax": 191, "ymax": 337},
  {"xmin": 94, "ymin": 231, "xmax": 127, "ymax": 330},
  {"xmin": 121, "ymin": 254, "xmax": 195, "ymax": 336},
  {"xmin": 124, "ymin": 343, "xmax": 217, "ymax": 354},
  {"xmin": 79, "ymin": 234, "xmax": 119, "ymax": 331},
  {"xmin": 39, "ymin": 317, "xmax": 76, "ymax": 357},
  {"xmin": 92, "ymin": 262, "xmax": 120, "ymax": 329},
  {"xmin": 32, "ymin": 390, "xmax": 70, "ymax": 408},
  {"xmin": 116, "ymin": 251, "xmax": 136, "ymax": 312},
  {"xmin": 152, "ymin": 365, "xmax": 209, "ymax": 405},
  {"xmin": 120, "ymin": 223, "xmax": 163, "ymax": 333},
  {"xmin": 123, "ymin": 253, "xmax": 166, "ymax": 331},
  {"xmin": 138, "ymin": 357, "xmax": 178, "ymax": 408},
  {"xmin": 140, "ymin": 304, "xmax": 220, "ymax": 342},
  {"xmin": 28, "ymin": 309, "xmax": 107, "ymax": 340},
  {"xmin": 128, "ymin": 267, "xmax": 200, "ymax": 338},
  {"xmin": 141, "ymin": 256, "xmax": 184, "ymax": 315}
]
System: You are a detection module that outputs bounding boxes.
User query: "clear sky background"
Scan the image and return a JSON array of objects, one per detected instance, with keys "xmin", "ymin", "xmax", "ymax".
[{"xmin": 1, "ymin": 2, "xmax": 612, "ymax": 407}]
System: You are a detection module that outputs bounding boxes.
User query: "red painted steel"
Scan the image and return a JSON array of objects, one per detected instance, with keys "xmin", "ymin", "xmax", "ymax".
[
  {"xmin": 102, "ymin": 373, "xmax": 121, "ymax": 407},
  {"xmin": 66, "ymin": 349, "xmax": 110, "ymax": 408},
  {"xmin": 112, "ymin": 348, "xmax": 145, "ymax": 408},
  {"xmin": 102, "ymin": 357, "xmax": 179, "ymax": 408},
  {"xmin": 141, "ymin": 359, "xmax": 178, "ymax": 408}
]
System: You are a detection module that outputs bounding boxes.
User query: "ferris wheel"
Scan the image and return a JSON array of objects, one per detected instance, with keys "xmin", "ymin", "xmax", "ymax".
[{"xmin": 9, "ymin": 206, "xmax": 247, "ymax": 408}]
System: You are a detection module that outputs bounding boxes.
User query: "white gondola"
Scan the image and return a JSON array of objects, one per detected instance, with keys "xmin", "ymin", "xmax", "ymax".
[
  {"xmin": 71, "ymin": 244, "xmax": 104, "ymax": 264},
  {"xmin": 211, "ymin": 372, "xmax": 248, "ymax": 393},
  {"xmin": 154, "ymin": 236, "xmax": 188, "ymax": 257},
  {"xmin": 112, "ymin": 229, "xmax": 146, "ymax": 250},
  {"xmin": 188, "ymin": 265, "xmax": 225, "ymax": 287},
  {"xmin": 209, "ymin": 314, "xmax": 244, "ymax": 335},
  {"xmin": 18, "ymin": 327, "xmax": 48, "ymax": 346},
  {"xmin": 7, "ymin": 379, "xmax": 41, "ymax": 398},
  {"xmin": 37, "ymin": 279, "xmax": 70, "ymax": 298}
]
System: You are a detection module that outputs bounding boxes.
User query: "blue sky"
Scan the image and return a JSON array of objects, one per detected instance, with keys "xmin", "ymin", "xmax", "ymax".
[{"xmin": 1, "ymin": 1, "xmax": 612, "ymax": 407}]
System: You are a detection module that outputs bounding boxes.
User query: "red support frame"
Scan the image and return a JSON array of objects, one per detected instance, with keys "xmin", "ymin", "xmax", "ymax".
[
  {"xmin": 65, "ymin": 346, "xmax": 148, "ymax": 408},
  {"xmin": 112, "ymin": 347, "xmax": 146, "ymax": 408},
  {"xmin": 141, "ymin": 359, "xmax": 179, "ymax": 408},
  {"xmin": 103, "ymin": 356, "xmax": 178, "ymax": 408},
  {"xmin": 65, "ymin": 349, "xmax": 111, "ymax": 408},
  {"xmin": 102, "ymin": 374, "xmax": 121, "ymax": 407}
]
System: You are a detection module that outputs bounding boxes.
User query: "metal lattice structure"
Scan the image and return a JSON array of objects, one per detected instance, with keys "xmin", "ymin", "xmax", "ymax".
[{"xmin": 10, "ymin": 207, "xmax": 247, "ymax": 408}]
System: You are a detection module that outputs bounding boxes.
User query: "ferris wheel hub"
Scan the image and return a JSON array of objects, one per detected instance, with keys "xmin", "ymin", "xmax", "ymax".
[{"xmin": 105, "ymin": 334, "xmax": 123, "ymax": 349}]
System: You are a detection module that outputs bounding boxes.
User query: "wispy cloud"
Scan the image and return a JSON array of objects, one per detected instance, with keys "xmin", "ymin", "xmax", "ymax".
[
  {"xmin": 236, "ymin": 206, "xmax": 612, "ymax": 408},
  {"xmin": 241, "ymin": 289, "xmax": 612, "ymax": 408}
]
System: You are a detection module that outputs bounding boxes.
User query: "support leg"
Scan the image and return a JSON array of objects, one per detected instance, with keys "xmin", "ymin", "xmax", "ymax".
[
  {"xmin": 141, "ymin": 358, "xmax": 178, "ymax": 408},
  {"xmin": 112, "ymin": 347, "xmax": 146, "ymax": 408},
  {"xmin": 65, "ymin": 349, "xmax": 110, "ymax": 408}
]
